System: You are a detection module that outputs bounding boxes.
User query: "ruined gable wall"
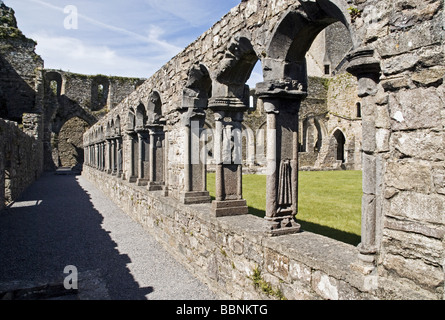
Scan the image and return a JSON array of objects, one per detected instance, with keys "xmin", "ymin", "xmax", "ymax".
[
  {"xmin": 42, "ymin": 69, "xmax": 145, "ymax": 170},
  {"xmin": 0, "ymin": 2, "xmax": 43, "ymax": 122}
]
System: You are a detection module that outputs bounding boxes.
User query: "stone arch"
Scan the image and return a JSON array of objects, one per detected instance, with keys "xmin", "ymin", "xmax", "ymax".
[
  {"xmin": 184, "ymin": 62, "xmax": 212, "ymax": 103},
  {"xmin": 264, "ymin": 0, "xmax": 356, "ymax": 82},
  {"xmin": 107, "ymin": 119, "xmax": 114, "ymax": 137},
  {"xmin": 135, "ymin": 103, "xmax": 147, "ymax": 129},
  {"xmin": 332, "ymin": 128, "xmax": 346, "ymax": 163},
  {"xmin": 114, "ymin": 115, "xmax": 121, "ymax": 136},
  {"xmin": 211, "ymin": 35, "xmax": 259, "ymax": 105},
  {"xmin": 127, "ymin": 108, "xmax": 136, "ymax": 132},
  {"xmin": 147, "ymin": 91, "xmax": 163, "ymax": 125},
  {"xmin": 255, "ymin": 0, "xmax": 363, "ymax": 235},
  {"xmin": 44, "ymin": 71, "xmax": 63, "ymax": 97},
  {"xmin": 58, "ymin": 116, "xmax": 90, "ymax": 169}
]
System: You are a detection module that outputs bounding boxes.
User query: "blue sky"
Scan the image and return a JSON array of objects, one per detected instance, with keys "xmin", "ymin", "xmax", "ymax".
[{"xmin": 5, "ymin": 0, "xmax": 244, "ymax": 79}]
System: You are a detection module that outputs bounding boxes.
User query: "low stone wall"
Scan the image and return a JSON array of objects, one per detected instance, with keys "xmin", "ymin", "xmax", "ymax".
[
  {"xmin": 84, "ymin": 165, "xmax": 404, "ymax": 300},
  {"xmin": 0, "ymin": 115, "xmax": 43, "ymax": 208}
]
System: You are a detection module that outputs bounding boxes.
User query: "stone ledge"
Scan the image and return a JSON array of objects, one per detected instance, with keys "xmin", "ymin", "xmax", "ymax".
[{"xmin": 83, "ymin": 166, "xmax": 373, "ymax": 300}]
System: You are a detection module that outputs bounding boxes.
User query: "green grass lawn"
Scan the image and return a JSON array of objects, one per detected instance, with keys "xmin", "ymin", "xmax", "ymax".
[{"xmin": 207, "ymin": 171, "xmax": 362, "ymax": 246}]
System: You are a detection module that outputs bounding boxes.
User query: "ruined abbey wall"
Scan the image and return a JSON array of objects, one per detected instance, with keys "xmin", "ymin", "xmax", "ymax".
[
  {"xmin": 42, "ymin": 69, "xmax": 145, "ymax": 170},
  {"xmin": 83, "ymin": 0, "xmax": 445, "ymax": 299},
  {"xmin": 0, "ymin": 114, "xmax": 43, "ymax": 209},
  {"xmin": 0, "ymin": 2, "xmax": 145, "ymax": 206}
]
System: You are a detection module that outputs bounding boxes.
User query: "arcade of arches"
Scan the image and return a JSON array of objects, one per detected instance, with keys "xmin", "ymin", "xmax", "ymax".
[
  {"xmin": 83, "ymin": 0, "xmax": 445, "ymax": 300},
  {"xmin": 1, "ymin": 0, "xmax": 444, "ymax": 300}
]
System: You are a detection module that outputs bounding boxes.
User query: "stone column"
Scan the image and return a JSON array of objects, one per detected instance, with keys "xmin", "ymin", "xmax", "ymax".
[
  {"xmin": 127, "ymin": 131, "xmax": 137, "ymax": 183},
  {"xmin": 111, "ymin": 139, "xmax": 116, "ymax": 175},
  {"xmin": 346, "ymin": 48, "xmax": 381, "ymax": 274},
  {"xmin": 99, "ymin": 142, "xmax": 103, "ymax": 171},
  {"xmin": 180, "ymin": 106, "xmax": 211, "ymax": 204},
  {"xmin": 95, "ymin": 144, "xmax": 99, "ymax": 169},
  {"xmin": 102, "ymin": 142, "xmax": 106, "ymax": 171},
  {"xmin": 147, "ymin": 125, "xmax": 166, "ymax": 192},
  {"xmin": 256, "ymin": 80, "xmax": 306, "ymax": 235},
  {"xmin": 105, "ymin": 140, "xmax": 111, "ymax": 173},
  {"xmin": 116, "ymin": 137, "xmax": 123, "ymax": 178},
  {"xmin": 208, "ymin": 97, "xmax": 248, "ymax": 217},
  {"xmin": 136, "ymin": 128, "xmax": 148, "ymax": 186}
]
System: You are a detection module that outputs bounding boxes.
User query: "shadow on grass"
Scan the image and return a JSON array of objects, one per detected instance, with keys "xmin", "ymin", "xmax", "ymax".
[
  {"xmin": 297, "ymin": 220, "xmax": 361, "ymax": 246},
  {"xmin": 246, "ymin": 207, "xmax": 360, "ymax": 247}
]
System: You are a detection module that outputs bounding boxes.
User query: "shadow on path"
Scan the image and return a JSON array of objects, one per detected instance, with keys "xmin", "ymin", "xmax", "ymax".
[{"xmin": 0, "ymin": 173, "xmax": 153, "ymax": 300}]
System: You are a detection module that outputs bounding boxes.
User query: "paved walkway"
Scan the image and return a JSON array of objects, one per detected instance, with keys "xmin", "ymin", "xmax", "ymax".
[{"xmin": 0, "ymin": 172, "xmax": 218, "ymax": 300}]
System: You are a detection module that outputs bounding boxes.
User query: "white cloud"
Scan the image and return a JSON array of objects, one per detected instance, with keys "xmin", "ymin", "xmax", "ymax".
[
  {"xmin": 32, "ymin": 33, "xmax": 156, "ymax": 78},
  {"xmin": 6, "ymin": 0, "xmax": 240, "ymax": 78}
]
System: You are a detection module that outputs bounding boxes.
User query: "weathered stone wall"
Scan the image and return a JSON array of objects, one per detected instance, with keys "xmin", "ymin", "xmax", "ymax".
[
  {"xmin": 42, "ymin": 70, "xmax": 145, "ymax": 170},
  {"xmin": 83, "ymin": 0, "xmax": 445, "ymax": 299},
  {"xmin": 82, "ymin": 166, "xmax": 371, "ymax": 300},
  {"xmin": 83, "ymin": 166, "xmax": 438, "ymax": 299},
  {"xmin": 0, "ymin": 2, "xmax": 43, "ymax": 123},
  {"xmin": 0, "ymin": 114, "xmax": 43, "ymax": 208}
]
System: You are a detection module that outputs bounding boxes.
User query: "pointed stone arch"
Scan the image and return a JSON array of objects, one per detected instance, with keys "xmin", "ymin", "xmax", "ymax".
[{"xmin": 58, "ymin": 116, "xmax": 90, "ymax": 169}]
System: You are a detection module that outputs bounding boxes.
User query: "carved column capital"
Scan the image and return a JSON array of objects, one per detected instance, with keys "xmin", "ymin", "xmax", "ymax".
[
  {"xmin": 208, "ymin": 96, "xmax": 248, "ymax": 112},
  {"xmin": 346, "ymin": 48, "xmax": 381, "ymax": 98}
]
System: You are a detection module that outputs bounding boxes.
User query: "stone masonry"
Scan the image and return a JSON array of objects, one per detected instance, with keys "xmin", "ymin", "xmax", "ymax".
[
  {"xmin": 0, "ymin": 2, "xmax": 145, "ymax": 205},
  {"xmin": 0, "ymin": 0, "xmax": 444, "ymax": 300},
  {"xmin": 83, "ymin": 0, "xmax": 445, "ymax": 299}
]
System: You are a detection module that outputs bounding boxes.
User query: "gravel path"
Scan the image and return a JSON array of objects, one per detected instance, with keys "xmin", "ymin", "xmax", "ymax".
[{"xmin": 0, "ymin": 172, "xmax": 218, "ymax": 300}]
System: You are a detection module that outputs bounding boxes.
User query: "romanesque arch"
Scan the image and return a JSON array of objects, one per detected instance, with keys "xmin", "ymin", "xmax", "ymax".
[
  {"xmin": 56, "ymin": 116, "xmax": 91, "ymax": 169},
  {"xmin": 256, "ymin": 0, "xmax": 357, "ymax": 234}
]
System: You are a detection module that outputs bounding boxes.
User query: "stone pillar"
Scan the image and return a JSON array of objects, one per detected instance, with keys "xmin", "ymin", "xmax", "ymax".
[
  {"xmin": 127, "ymin": 132, "xmax": 137, "ymax": 183},
  {"xmin": 111, "ymin": 140, "xmax": 116, "ymax": 175},
  {"xmin": 147, "ymin": 125, "xmax": 166, "ymax": 192},
  {"xmin": 208, "ymin": 97, "xmax": 248, "ymax": 217},
  {"xmin": 105, "ymin": 140, "xmax": 111, "ymax": 173},
  {"xmin": 256, "ymin": 80, "xmax": 306, "ymax": 235},
  {"xmin": 95, "ymin": 144, "xmax": 99, "ymax": 169},
  {"xmin": 136, "ymin": 129, "xmax": 148, "ymax": 186},
  {"xmin": 99, "ymin": 142, "xmax": 103, "ymax": 171},
  {"xmin": 346, "ymin": 48, "xmax": 381, "ymax": 275},
  {"xmin": 102, "ymin": 142, "xmax": 106, "ymax": 171},
  {"xmin": 180, "ymin": 107, "xmax": 211, "ymax": 204},
  {"xmin": 116, "ymin": 137, "xmax": 123, "ymax": 178}
]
